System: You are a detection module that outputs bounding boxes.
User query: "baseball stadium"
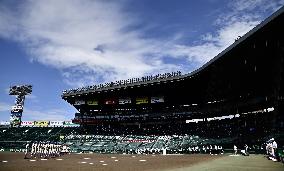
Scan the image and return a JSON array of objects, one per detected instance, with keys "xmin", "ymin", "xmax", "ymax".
[{"xmin": 1, "ymin": 4, "xmax": 284, "ymax": 171}]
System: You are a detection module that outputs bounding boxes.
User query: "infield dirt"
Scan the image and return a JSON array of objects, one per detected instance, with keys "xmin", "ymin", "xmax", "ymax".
[
  {"xmin": 1, "ymin": 152, "xmax": 283, "ymax": 171},
  {"xmin": 0, "ymin": 152, "xmax": 220, "ymax": 171}
]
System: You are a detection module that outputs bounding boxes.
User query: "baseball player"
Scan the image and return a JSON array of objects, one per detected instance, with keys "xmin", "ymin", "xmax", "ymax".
[
  {"xmin": 234, "ymin": 145, "xmax": 238, "ymax": 155},
  {"xmin": 24, "ymin": 142, "xmax": 30, "ymax": 159}
]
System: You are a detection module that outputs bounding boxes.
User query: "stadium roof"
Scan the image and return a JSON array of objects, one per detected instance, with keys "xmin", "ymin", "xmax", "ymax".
[{"xmin": 62, "ymin": 6, "xmax": 284, "ymax": 97}]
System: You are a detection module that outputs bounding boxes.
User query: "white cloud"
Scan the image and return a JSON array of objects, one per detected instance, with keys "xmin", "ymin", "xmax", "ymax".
[
  {"xmin": 0, "ymin": 0, "xmax": 283, "ymax": 87},
  {"xmin": 0, "ymin": 0, "xmax": 186, "ymax": 87},
  {"xmin": 165, "ymin": 21, "xmax": 260, "ymax": 66},
  {"xmin": 168, "ymin": 0, "xmax": 283, "ymax": 65},
  {"xmin": 230, "ymin": 0, "xmax": 284, "ymax": 12},
  {"xmin": 0, "ymin": 0, "xmax": 157, "ymax": 85}
]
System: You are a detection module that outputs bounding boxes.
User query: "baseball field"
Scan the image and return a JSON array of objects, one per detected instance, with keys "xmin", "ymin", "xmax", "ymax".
[{"xmin": 0, "ymin": 152, "xmax": 283, "ymax": 171}]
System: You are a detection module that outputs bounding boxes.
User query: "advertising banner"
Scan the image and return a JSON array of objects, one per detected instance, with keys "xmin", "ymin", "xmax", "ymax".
[
  {"xmin": 64, "ymin": 121, "xmax": 72, "ymax": 125},
  {"xmin": 34, "ymin": 121, "xmax": 49, "ymax": 127},
  {"xmin": 87, "ymin": 100, "xmax": 98, "ymax": 105},
  {"xmin": 21, "ymin": 121, "xmax": 34, "ymax": 127},
  {"xmin": 151, "ymin": 97, "xmax": 164, "ymax": 103},
  {"xmin": 0, "ymin": 121, "xmax": 10, "ymax": 126},
  {"xmin": 119, "ymin": 98, "xmax": 131, "ymax": 104},
  {"xmin": 63, "ymin": 121, "xmax": 80, "ymax": 127},
  {"xmin": 74, "ymin": 100, "xmax": 85, "ymax": 105},
  {"xmin": 136, "ymin": 97, "xmax": 148, "ymax": 104},
  {"xmin": 105, "ymin": 99, "xmax": 116, "ymax": 105},
  {"xmin": 49, "ymin": 121, "xmax": 64, "ymax": 127}
]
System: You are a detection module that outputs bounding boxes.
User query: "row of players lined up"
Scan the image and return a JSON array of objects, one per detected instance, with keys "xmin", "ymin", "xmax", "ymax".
[
  {"xmin": 24, "ymin": 141, "xmax": 69, "ymax": 159},
  {"xmin": 117, "ymin": 145, "xmax": 224, "ymax": 155}
]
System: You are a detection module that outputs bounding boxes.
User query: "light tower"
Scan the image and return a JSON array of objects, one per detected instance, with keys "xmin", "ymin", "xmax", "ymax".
[{"xmin": 9, "ymin": 85, "xmax": 32, "ymax": 127}]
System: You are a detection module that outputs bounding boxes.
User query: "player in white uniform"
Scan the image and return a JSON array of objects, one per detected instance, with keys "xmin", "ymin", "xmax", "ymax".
[
  {"xmin": 30, "ymin": 142, "xmax": 35, "ymax": 158},
  {"xmin": 52, "ymin": 143, "xmax": 56, "ymax": 157},
  {"xmin": 266, "ymin": 141, "xmax": 272, "ymax": 156},
  {"xmin": 244, "ymin": 144, "xmax": 248, "ymax": 155},
  {"xmin": 39, "ymin": 142, "xmax": 44, "ymax": 158},
  {"xmin": 214, "ymin": 145, "xmax": 218, "ymax": 155},
  {"xmin": 47, "ymin": 143, "xmax": 52, "ymax": 158},
  {"xmin": 49, "ymin": 143, "xmax": 53, "ymax": 157},
  {"xmin": 43, "ymin": 143, "xmax": 48, "ymax": 158},
  {"xmin": 234, "ymin": 145, "xmax": 237, "ymax": 155},
  {"xmin": 57, "ymin": 144, "xmax": 61, "ymax": 156},
  {"xmin": 271, "ymin": 138, "xmax": 277, "ymax": 161},
  {"xmin": 24, "ymin": 142, "xmax": 30, "ymax": 159},
  {"xmin": 38, "ymin": 142, "xmax": 43, "ymax": 158},
  {"xmin": 218, "ymin": 145, "xmax": 223, "ymax": 154},
  {"xmin": 32, "ymin": 142, "xmax": 37, "ymax": 158},
  {"xmin": 35, "ymin": 142, "xmax": 39, "ymax": 158},
  {"xmin": 61, "ymin": 144, "xmax": 67, "ymax": 154}
]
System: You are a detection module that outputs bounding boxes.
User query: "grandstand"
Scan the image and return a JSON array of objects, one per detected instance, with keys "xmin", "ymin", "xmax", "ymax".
[
  {"xmin": 0, "ymin": 5, "xmax": 283, "ymax": 161},
  {"xmin": 61, "ymin": 5, "xmax": 284, "ymax": 147}
]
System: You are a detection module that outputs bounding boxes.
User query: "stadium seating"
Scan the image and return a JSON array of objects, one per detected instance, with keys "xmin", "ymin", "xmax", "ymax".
[{"xmin": 1, "ymin": 113, "xmax": 283, "ymax": 155}]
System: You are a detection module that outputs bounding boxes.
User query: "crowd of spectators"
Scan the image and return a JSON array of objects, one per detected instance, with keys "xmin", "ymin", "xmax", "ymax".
[{"xmin": 62, "ymin": 71, "xmax": 182, "ymax": 94}]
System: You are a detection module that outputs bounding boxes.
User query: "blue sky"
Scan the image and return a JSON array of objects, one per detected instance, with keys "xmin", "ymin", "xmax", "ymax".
[{"xmin": 0, "ymin": 0, "xmax": 283, "ymax": 121}]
